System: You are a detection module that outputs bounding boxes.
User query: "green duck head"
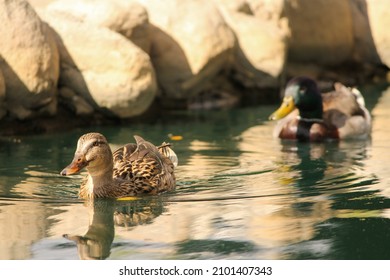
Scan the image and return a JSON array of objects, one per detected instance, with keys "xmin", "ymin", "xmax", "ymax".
[{"xmin": 269, "ymin": 77, "xmax": 323, "ymax": 120}]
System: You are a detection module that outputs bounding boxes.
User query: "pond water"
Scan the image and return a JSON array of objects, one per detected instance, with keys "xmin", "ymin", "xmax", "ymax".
[{"xmin": 1, "ymin": 83, "xmax": 390, "ymax": 260}]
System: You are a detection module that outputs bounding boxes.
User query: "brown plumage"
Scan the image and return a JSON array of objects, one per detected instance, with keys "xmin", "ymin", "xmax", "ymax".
[{"xmin": 60, "ymin": 133, "xmax": 177, "ymax": 199}]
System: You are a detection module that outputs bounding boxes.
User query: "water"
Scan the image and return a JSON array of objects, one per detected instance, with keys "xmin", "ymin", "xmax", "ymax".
[{"xmin": 1, "ymin": 83, "xmax": 390, "ymax": 260}]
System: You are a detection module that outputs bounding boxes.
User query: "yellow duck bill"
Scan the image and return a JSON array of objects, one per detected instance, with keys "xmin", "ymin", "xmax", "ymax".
[{"xmin": 269, "ymin": 96, "xmax": 296, "ymax": 121}]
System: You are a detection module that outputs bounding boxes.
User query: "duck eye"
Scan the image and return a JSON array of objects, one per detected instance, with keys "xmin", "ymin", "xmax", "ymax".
[
  {"xmin": 299, "ymin": 87, "xmax": 306, "ymax": 94},
  {"xmin": 93, "ymin": 141, "xmax": 100, "ymax": 147}
]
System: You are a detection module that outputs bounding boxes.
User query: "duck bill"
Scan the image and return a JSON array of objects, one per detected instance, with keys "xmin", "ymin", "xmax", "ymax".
[
  {"xmin": 269, "ymin": 96, "xmax": 296, "ymax": 120},
  {"xmin": 60, "ymin": 154, "xmax": 88, "ymax": 176}
]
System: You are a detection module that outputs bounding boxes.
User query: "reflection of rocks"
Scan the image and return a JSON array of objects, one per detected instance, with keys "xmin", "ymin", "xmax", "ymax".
[
  {"xmin": 366, "ymin": 86, "xmax": 390, "ymax": 198},
  {"xmin": 0, "ymin": 201, "xmax": 51, "ymax": 259}
]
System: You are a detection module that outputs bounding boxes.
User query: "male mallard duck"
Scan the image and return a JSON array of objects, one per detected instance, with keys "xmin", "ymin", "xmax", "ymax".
[
  {"xmin": 269, "ymin": 77, "xmax": 372, "ymax": 141},
  {"xmin": 60, "ymin": 132, "xmax": 177, "ymax": 199}
]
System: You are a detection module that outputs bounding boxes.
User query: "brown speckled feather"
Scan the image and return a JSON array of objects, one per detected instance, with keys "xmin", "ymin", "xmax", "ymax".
[
  {"xmin": 110, "ymin": 135, "xmax": 176, "ymax": 196},
  {"xmin": 66, "ymin": 133, "xmax": 177, "ymax": 199}
]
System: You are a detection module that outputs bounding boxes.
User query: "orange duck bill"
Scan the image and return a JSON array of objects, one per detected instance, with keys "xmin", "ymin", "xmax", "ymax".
[{"xmin": 60, "ymin": 154, "xmax": 88, "ymax": 176}]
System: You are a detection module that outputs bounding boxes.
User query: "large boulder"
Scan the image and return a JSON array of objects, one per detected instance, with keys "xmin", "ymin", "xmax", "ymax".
[
  {"xmin": 45, "ymin": 0, "xmax": 151, "ymax": 53},
  {"xmin": 138, "ymin": 0, "xmax": 236, "ymax": 100},
  {"xmin": 215, "ymin": 0, "xmax": 289, "ymax": 87},
  {"xmin": 0, "ymin": 0, "xmax": 59, "ymax": 120},
  {"xmin": 246, "ymin": 0, "xmax": 285, "ymax": 23},
  {"xmin": 366, "ymin": 0, "xmax": 390, "ymax": 68},
  {"xmin": 349, "ymin": 0, "xmax": 381, "ymax": 66},
  {"xmin": 284, "ymin": 0, "xmax": 354, "ymax": 66},
  {"xmin": 0, "ymin": 65, "xmax": 6, "ymax": 119},
  {"xmin": 40, "ymin": 11, "xmax": 157, "ymax": 118}
]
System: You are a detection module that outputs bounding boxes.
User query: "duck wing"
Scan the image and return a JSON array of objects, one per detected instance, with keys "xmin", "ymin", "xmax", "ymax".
[
  {"xmin": 322, "ymin": 83, "xmax": 363, "ymax": 115},
  {"xmin": 112, "ymin": 135, "xmax": 176, "ymax": 194},
  {"xmin": 322, "ymin": 83, "xmax": 371, "ymax": 138},
  {"xmin": 322, "ymin": 83, "xmax": 366, "ymax": 126}
]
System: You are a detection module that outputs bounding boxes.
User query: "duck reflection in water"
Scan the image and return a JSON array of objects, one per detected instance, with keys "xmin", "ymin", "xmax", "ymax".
[
  {"xmin": 280, "ymin": 141, "xmax": 328, "ymax": 195},
  {"xmin": 278, "ymin": 139, "xmax": 370, "ymax": 194},
  {"xmin": 64, "ymin": 198, "xmax": 165, "ymax": 260},
  {"xmin": 63, "ymin": 199, "xmax": 115, "ymax": 260}
]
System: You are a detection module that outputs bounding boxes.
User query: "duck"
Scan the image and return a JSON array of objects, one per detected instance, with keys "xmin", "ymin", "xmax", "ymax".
[
  {"xmin": 269, "ymin": 76, "xmax": 372, "ymax": 141},
  {"xmin": 60, "ymin": 132, "xmax": 177, "ymax": 199}
]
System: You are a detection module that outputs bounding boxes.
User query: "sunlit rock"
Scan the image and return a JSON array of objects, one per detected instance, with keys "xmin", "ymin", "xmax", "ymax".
[
  {"xmin": 0, "ymin": 0, "xmax": 59, "ymax": 120},
  {"xmin": 285, "ymin": 0, "xmax": 354, "ymax": 66},
  {"xmin": 58, "ymin": 87, "xmax": 94, "ymax": 116},
  {"xmin": 45, "ymin": 0, "xmax": 151, "ymax": 53},
  {"xmin": 349, "ymin": 0, "xmax": 381, "ymax": 66},
  {"xmin": 0, "ymin": 66, "xmax": 6, "ymax": 119},
  {"xmin": 39, "ymin": 11, "xmax": 157, "ymax": 118},
  {"xmin": 366, "ymin": 0, "xmax": 390, "ymax": 68},
  {"xmin": 215, "ymin": 0, "xmax": 289, "ymax": 88},
  {"xmin": 138, "ymin": 0, "xmax": 236, "ymax": 100}
]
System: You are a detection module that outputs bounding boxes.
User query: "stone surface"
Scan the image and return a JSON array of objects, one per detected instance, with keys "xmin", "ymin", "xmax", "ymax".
[
  {"xmin": 0, "ymin": 65, "xmax": 6, "ymax": 119},
  {"xmin": 284, "ymin": 0, "xmax": 354, "ymax": 66},
  {"xmin": 247, "ymin": 0, "xmax": 285, "ymax": 22},
  {"xmin": 366, "ymin": 0, "xmax": 390, "ymax": 67},
  {"xmin": 0, "ymin": 0, "xmax": 59, "ymax": 119},
  {"xmin": 216, "ymin": 0, "xmax": 289, "ymax": 87},
  {"xmin": 40, "ymin": 10, "xmax": 157, "ymax": 118},
  {"xmin": 46, "ymin": 0, "xmax": 151, "ymax": 52},
  {"xmin": 138, "ymin": 0, "xmax": 236, "ymax": 100},
  {"xmin": 58, "ymin": 87, "xmax": 94, "ymax": 116},
  {"xmin": 349, "ymin": 0, "xmax": 381, "ymax": 65}
]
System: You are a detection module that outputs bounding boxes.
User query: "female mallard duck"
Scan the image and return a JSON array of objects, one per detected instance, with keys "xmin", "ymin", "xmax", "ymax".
[
  {"xmin": 269, "ymin": 76, "xmax": 372, "ymax": 141},
  {"xmin": 60, "ymin": 132, "xmax": 177, "ymax": 199}
]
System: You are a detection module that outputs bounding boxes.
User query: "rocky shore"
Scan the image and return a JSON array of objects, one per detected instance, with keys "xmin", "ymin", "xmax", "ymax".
[{"xmin": 0, "ymin": 0, "xmax": 389, "ymax": 135}]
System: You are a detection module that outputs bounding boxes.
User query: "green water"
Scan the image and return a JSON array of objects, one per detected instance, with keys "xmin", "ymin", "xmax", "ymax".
[{"xmin": 1, "ymin": 83, "xmax": 390, "ymax": 260}]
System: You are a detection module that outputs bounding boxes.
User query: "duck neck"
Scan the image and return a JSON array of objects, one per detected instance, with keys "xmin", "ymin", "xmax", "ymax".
[
  {"xmin": 298, "ymin": 103, "xmax": 323, "ymax": 120},
  {"xmin": 85, "ymin": 162, "xmax": 114, "ymax": 197}
]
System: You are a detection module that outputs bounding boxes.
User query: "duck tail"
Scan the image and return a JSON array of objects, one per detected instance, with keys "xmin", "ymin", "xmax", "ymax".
[
  {"xmin": 351, "ymin": 87, "xmax": 366, "ymax": 108},
  {"xmin": 133, "ymin": 135, "xmax": 178, "ymax": 168},
  {"xmin": 159, "ymin": 142, "xmax": 178, "ymax": 168}
]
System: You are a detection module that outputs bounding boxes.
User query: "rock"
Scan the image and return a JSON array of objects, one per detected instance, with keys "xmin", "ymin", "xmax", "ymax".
[
  {"xmin": 138, "ymin": 0, "xmax": 236, "ymax": 100},
  {"xmin": 247, "ymin": 0, "xmax": 285, "ymax": 22},
  {"xmin": 0, "ymin": 0, "xmax": 59, "ymax": 120},
  {"xmin": 40, "ymin": 11, "xmax": 157, "ymax": 118},
  {"xmin": 27, "ymin": 0, "xmax": 53, "ymax": 8},
  {"xmin": 284, "ymin": 0, "xmax": 354, "ymax": 66},
  {"xmin": 58, "ymin": 87, "xmax": 94, "ymax": 116},
  {"xmin": 0, "ymin": 65, "xmax": 6, "ymax": 119},
  {"xmin": 365, "ymin": 0, "xmax": 390, "ymax": 67},
  {"xmin": 349, "ymin": 0, "xmax": 381, "ymax": 65},
  {"xmin": 46, "ymin": 0, "xmax": 151, "ymax": 53},
  {"xmin": 216, "ymin": 0, "xmax": 289, "ymax": 88}
]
